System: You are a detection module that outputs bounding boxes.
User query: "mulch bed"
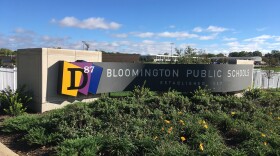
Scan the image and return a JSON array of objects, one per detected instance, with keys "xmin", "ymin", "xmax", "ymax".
[{"xmin": 0, "ymin": 114, "xmax": 56, "ymax": 156}]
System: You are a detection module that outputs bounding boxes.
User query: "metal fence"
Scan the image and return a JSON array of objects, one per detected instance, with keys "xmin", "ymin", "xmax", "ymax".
[
  {"xmin": 0, "ymin": 67, "xmax": 17, "ymax": 91},
  {"xmin": 0, "ymin": 68, "xmax": 279, "ymax": 91},
  {"xmin": 253, "ymin": 69, "xmax": 280, "ymax": 89}
]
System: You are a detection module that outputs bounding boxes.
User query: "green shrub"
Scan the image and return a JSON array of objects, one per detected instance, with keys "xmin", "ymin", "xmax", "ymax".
[
  {"xmin": 190, "ymin": 88, "xmax": 213, "ymax": 113},
  {"xmin": 0, "ymin": 86, "xmax": 32, "ymax": 116},
  {"xmin": 24, "ymin": 127, "xmax": 62, "ymax": 146},
  {"xmin": 161, "ymin": 90, "xmax": 191, "ymax": 110},
  {"xmin": 131, "ymin": 82, "xmax": 153, "ymax": 103},
  {"xmin": 1, "ymin": 114, "xmax": 39, "ymax": 133},
  {"xmin": 57, "ymin": 136, "xmax": 103, "ymax": 156},
  {"xmin": 133, "ymin": 136, "xmax": 158, "ymax": 155},
  {"xmin": 243, "ymin": 88, "xmax": 265, "ymax": 100},
  {"xmin": 152, "ymin": 141, "xmax": 193, "ymax": 156},
  {"xmin": 100, "ymin": 135, "xmax": 136, "ymax": 156},
  {"xmin": 1, "ymin": 88, "xmax": 280, "ymax": 155}
]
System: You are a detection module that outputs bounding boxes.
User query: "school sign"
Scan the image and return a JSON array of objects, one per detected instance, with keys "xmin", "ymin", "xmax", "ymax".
[{"xmin": 58, "ymin": 61, "xmax": 253, "ymax": 97}]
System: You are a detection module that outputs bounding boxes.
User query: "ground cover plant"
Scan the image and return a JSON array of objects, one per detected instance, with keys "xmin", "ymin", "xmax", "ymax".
[{"xmin": 0, "ymin": 87, "xmax": 279, "ymax": 155}]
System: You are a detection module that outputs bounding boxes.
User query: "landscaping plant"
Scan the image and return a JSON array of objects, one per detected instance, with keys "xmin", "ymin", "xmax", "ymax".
[{"xmin": 0, "ymin": 88, "xmax": 279, "ymax": 155}]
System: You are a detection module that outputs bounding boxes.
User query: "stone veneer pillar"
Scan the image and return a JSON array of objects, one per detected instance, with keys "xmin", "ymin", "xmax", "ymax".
[{"xmin": 17, "ymin": 48, "xmax": 102, "ymax": 112}]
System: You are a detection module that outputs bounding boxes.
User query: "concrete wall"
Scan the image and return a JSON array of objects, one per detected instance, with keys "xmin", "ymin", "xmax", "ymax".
[{"xmin": 17, "ymin": 48, "xmax": 102, "ymax": 112}]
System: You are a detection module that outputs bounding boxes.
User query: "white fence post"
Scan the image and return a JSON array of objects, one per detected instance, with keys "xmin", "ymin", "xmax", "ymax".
[{"xmin": 0, "ymin": 67, "xmax": 17, "ymax": 91}]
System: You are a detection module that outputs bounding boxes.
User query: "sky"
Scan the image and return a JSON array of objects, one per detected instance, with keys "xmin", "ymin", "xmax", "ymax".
[{"xmin": 0, "ymin": 0, "xmax": 280, "ymax": 55}]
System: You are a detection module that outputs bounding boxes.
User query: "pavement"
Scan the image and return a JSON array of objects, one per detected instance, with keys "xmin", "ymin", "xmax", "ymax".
[{"xmin": 0, "ymin": 142, "xmax": 18, "ymax": 156}]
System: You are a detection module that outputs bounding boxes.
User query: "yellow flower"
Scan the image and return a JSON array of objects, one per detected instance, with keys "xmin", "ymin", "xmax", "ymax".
[
  {"xmin": 168, "ymin": 127, "xmax": 173, "ymax": 134},
  {"xmin": 261, "ymin": 133, "xmax": 266, "ymax": 137},
  {"xmin": 154, "ymin": 136, "xmax": 158, "ymax": 140},
  {"xmin": 164, "ymin": 120, "xmax": 171, "ymax": 124},
  {"xmin": 264, "ymin": 142, "xmax": 267, "ymax": 146},
  {"xmin": 231, "ymin": 112, "xmax": 236, "ymax": 115},
  {"xmin": 161, "ymin": 127, "xmax": 164, "ymax": 131},
  {"xmin": 178, "ymin": 111, "xmax": 183, "ymax": 115},
  {"xmin": 203, "ymin": 124, "xmax": 208, "ymax": 129},
  {"xmin": 269, "ymin": 112, "xmax": 272, "ymax": 115},
  {"xmin": 180, "ymin": 136, "xmax": 186, "ymax": 142},
  {"xmin": 199, "ymin": 143, "xmax": 204, "ymax": 151},
  {"xmin": 198, "ymin": 120, "xmax": 206, "ymax": 125},
  {"xmin": 179, "ymin": 120, "xmax": 185, "ymax": 125},
  {"xmin": 277, "ymin": 117, "xmax": 280, "ymax": 120}
]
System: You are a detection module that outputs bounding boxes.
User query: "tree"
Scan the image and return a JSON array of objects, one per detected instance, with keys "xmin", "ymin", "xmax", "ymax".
[
  {"xmin": 207, "ymin": 53, "xmax": 216, "ymax": 58},
  {"xmin": 184, "ymin": 46, "xmax": 196, "ymax": 56},
  {"xmin": 216, "ymin": 53, "xmax": 225, "ymax": 57},
  {"xmin": 264, "ymin": 52, "xmax": 279, "ymax": 66},
  {"xmin": 0, "ymin": 48, "xmax": 15, "ymax": 56},
  {"xmin": 163, "ymin": 52, "xmax": 169, "ymax": 55},
  {"xmin": 252, "ymin": 51, "xmax": 262, "ymax": 57},
  {"xmin": 229, "ymin": 52, "xmax": 239, "ymax": 57},
  {"xmin": 271, "ymin": 50, "xmax": 280, "ymax": 64},
  {"xmin": 229, "ymin": 51, "xmax": 257, "ymax": 57},
  {"xmin": 238, "ymin": 51, "xmax": 248, "ymax": 57}
]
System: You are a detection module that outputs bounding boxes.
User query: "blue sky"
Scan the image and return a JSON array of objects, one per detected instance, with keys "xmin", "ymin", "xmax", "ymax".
[{"xmin": 0, "ymin": 0, "xmax": 280, "ymax": 55}]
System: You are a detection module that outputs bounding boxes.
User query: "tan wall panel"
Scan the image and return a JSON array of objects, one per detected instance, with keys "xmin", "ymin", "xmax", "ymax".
[
  {"xmin": 76, "ymin": 50, "xmax": 102, "ymax": 62},
  {"xmin": 17, "ymin": 48, "xmax": 102, "ymax": 112}
]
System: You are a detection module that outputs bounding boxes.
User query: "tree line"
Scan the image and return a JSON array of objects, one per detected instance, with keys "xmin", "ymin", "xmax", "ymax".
[
  {"xmin": 0, "ymin": 48, "xmax": 16, "ymax": 56},
  {"xmin": 1, "ymin": 47, "xmax": 280, "ymax": 66}
]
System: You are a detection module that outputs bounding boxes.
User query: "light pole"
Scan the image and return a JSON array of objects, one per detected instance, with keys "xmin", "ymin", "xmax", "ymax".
[{"xmin": 170, "ymin": 42, "xmax": 174, "ymax": 62}]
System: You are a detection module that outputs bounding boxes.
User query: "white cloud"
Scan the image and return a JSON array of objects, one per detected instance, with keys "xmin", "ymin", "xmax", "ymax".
[
  {"xmin": 256, "ymin": 27, "xmax": 268, "ymax": 32},
  {"xmin": 193, "ymin": 27, "xmax": 203, "ymax": 32},
  {"xmin": 199, "ymin": 33, "xmax": 217, "ymax": 40},
  {"xmin": 207, "ymin": 25, "xmax": 228, "ymax": 32},
  {"xmin": 275, "ymin": 37, "xmax": 280, "ymax": 42},
  {"xmin": 142, "ymin": 40, "xmax": 155, "ymax": 44},
  {"xmin": 112, "ymin": 33, "xmax": 128, "ymax": 38},
  {"xmin": 223, "ymin": 37, "xmax": 237, "ymax": 41},
  {"xmin": 53, "ymin": 16, "xmax": 121, "ymax": 30},
  {"xmin": 244, "ymin": 35, "xmax": 273, "ymax": 43},
  {"xmin": 157, "ymin": 31, "xmax": 198, "ymax": 39},
  {"xmin": 133, "ymin": 32, "xmax": 155, "ymax": 38}
]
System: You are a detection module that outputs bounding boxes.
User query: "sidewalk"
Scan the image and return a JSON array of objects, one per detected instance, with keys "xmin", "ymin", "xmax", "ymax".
[{"xmin": 0, "ymin": 142, "xmax": 18, "ymax": 156}]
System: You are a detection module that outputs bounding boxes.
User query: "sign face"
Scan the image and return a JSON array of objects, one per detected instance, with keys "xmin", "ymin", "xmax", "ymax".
[{"xmin": 58, "ymin": 61, "xmax": 253, "ymax": 97}]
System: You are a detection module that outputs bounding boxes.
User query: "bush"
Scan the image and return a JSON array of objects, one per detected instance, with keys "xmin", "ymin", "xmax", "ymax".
[
  {"xmin": 101, "ymin": 135, "xmax": 136, "ymax": 156},
  {"xmin": 243, "ymin": 88, "xmax": 264, "ymax": 100},
  {"xmin": 57, "ymin": 136, "xmax": 102, "ymax": 156},
  {"xmin": 161, "ymin": 90, "xmax": 191, "ymax": 110},
  {"xmin": 131, "ymin": 82, "xmax": 153, "ymax": 103},
  {"xmin": 24, "ymin": 127, "xmax": 62, "ymax": 146},
  {"xmin": 1, "ymin": 114, "xmax": 39, "ymax": 133},
  {"xmin": 0, "ymin": 86, "xmax": 32, "ymax": 116},
  {"xmin": 190, "ymin": 87, "xmax": 213, "ymax": 112},
  {"xmin": 1, "ymin": 88, "xmax": 280, "ymax": 155}
]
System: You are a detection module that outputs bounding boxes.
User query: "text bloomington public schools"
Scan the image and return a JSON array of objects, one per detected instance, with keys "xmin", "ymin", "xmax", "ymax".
[{"xmin": 106, "ymin": 68, "xmax": 250, "ymax": 78}]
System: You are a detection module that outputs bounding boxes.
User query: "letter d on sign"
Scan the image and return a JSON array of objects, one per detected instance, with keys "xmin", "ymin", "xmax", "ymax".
[{"xmin": 60, "ymin": 61, "xmax": 84, "ymax": 96}]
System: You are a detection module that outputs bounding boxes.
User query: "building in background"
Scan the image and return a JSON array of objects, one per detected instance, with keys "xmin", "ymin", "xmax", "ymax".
[
  {"xmin": 0, "ymin": 56, "xmax": 16, "ymax": 67},
  {"xmin": 102, "ymin": 53, "xmax": 140, "ymax": 62},
  {"xmin": 140, "ymin": 55, "xmax": 179, "ymax": 62},
  {"xmin": 210, "ymin": 56, "xmax": 262, "ymax": 65}
]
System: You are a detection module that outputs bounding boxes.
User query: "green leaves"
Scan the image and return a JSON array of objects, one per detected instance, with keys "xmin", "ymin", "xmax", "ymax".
[
  {"xmin": 0, "ymin": 86, "xmax": 32, "ymax": 116},
  {"xmin": 0, "ymin": 88, "xmax": 280, "ymax": 155}
]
